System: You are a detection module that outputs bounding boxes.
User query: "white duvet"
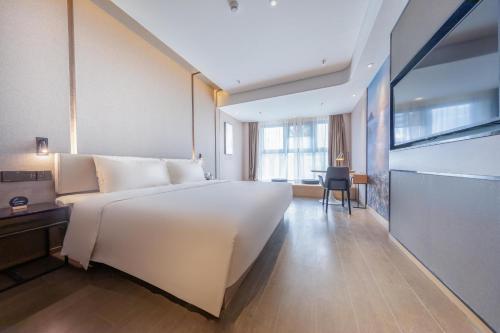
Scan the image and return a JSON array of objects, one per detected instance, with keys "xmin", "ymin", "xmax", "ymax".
[{"xmin": 61, "ymin": 180, "xmax": 292, "ymax": 317}]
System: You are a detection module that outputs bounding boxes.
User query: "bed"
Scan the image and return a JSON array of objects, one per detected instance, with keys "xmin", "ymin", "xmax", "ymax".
[{"xmin": 55, "ymin": 153, "xmax": 292, "ymax": 317}]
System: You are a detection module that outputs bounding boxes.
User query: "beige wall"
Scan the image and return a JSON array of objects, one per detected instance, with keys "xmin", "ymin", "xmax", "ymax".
[
  {"xmin": 0, "ymin": 0, "xmax": 70, "ymax": 207},
  {"xmin": 193, "ymin": 76, "xmax": 216, "ymax": 176},
  {"xmin": 217, "ymin": 111, "xmax": 245, "ymax": 181},
  {"xmin": 74, "ymin": 0, "xmax": 192, "ymax": 158},
  {"xmin": 0, "ymin": 0, "xmax": 217, "ymax": 207},
  {"xmin": 0, "ymin": 0, "xmax": 70, "ymax": 154}
]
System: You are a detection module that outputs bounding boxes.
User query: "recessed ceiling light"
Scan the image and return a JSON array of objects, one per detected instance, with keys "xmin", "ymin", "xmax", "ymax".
[
  {"xmin": 367, "ymin": 63, "xmax": 374, "ymax": 68},
  {"xmin": 269, "ymin": 0, "xmax": 278, "ymax": 7},
  {"xmin": 352, "ymin": 93, "xmax": 357, "ymax": 97},
  {"xmin": 415, "ymin": 97, "xmax": 423, "ymax": 101}
]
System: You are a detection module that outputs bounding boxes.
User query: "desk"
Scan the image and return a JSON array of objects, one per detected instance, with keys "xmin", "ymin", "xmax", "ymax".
[
  {"xmin": 311, "ymin": 169, "xmax": 355, "ymax": 205},
  {"xmin": 351, "ymin": 174, "xmax": 368, "ymax": 209},
  {"xmin": 311, "ymin": 170, "xmax": 368, "ymax": 208}
]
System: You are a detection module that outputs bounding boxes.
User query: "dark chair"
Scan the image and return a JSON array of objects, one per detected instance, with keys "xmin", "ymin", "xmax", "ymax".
[{"xmin": 318, "ymin": 166, "xmax": 351, "ymax": 214}]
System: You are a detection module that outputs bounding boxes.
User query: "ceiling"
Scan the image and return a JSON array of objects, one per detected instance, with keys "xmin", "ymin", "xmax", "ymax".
[
  {"xmin": 111, "ymin": 0, "xmax": 370, "ymax": 93},
  {"xmin": 109, "ymin": 0, "xmax": 408, "ymax": 121}
]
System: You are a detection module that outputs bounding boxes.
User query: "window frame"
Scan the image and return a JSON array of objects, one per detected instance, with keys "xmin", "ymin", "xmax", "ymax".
[{"xmin": 260, "ymin": 120, "xmax": 328, "ymax": 155}]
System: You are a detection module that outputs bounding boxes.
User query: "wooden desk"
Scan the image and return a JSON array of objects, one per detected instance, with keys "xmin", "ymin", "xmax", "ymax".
[{"xmin": 351, "ymin": 174, "xmax": 368, "ymax": 208}]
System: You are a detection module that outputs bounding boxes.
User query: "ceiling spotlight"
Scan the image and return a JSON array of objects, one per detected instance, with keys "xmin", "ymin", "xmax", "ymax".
[
  {"xmin": 352, "ymin": 93, "xmax": 357, "ymax": 97},
  {"xmin": 229, "ymin": 0, "xmax": 239, "ymax": 12},
  {"xmin": 236, "ymin": 79, "xmax": 241, "ymax": 84},
  {"xmin": 322, "ymin": 59, "xmax": 327, "ymax": 65},
  {"xmin": 269, "ymin": 0, "xmax": 278, "ymax": 7},
  {"xmin": 367, "ymin": 62, "xmax": 374, "ymax": 68},
  {"xmin": 415, "ymin": 97, "xmax": 423, "ymax": 101}
]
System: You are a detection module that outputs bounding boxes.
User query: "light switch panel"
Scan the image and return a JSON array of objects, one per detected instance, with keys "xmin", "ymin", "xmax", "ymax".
[
  {"xmin": 36, "ymin": 171, "xmax": 52, "ymax": 181},
  {"xmin": 0, "ymin": 170, "xmax": 53, "ymax": 182},
  {"xmin": 1, "ymin": 171, "xmax": 37, "ymax": 182}
]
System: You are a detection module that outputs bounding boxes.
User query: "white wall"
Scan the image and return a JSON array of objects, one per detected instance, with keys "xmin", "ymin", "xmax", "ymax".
[
  {"xmin": 74, "ymin": 0, "xmax": 192, "ymax": 158},
  {"xmin": 217, "ymin": 111, "xmax": 245, "ymax": 181},
  {"xmin": 390, "ymin": 0, "xmax": 462, "ymax": 80},
  {"xmin": 350, "ymin": 92, "xmax": 367, "ymax": 203},
  {"xmin": 390, "ymin": 0, "xmax": 500, "ymax": 177},
  {"xmin": 390, "ymin": 133, "xmax": 500, "ymax": 177}
]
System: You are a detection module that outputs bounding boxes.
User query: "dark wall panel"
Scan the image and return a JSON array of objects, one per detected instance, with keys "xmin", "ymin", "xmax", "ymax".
[{"xmin": 390, "ymin": 170, "xmax": 500, "ymax": 331}]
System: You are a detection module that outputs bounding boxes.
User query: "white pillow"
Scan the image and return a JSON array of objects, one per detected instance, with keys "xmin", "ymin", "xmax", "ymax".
[
  {"xmin": 164, "ymin": 159, "xmax": 205, "ymax": 184},
  {"xmin": 93, "ymin": 155, "xmax": 170, "ymax": 193}
]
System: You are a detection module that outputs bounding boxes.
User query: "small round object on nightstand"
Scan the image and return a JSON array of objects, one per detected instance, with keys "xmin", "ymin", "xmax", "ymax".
[{"xmin": 9, "ymin": 196, "xmax": 29, "ymax": 207}]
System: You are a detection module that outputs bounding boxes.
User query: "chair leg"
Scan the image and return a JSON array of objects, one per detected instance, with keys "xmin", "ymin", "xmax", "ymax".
[
  {"xmin": 347, "ymin": 188, "xmax": 351, "ymax": 215},
  {"xmin": 325, "ymin": 190, "xmax": 329, "ymax": 212},
  {"xmin": 322, "ymin": 189, "xmax": 326, "ymax": 205},
  {"xmin": 341, "ymin": 191, "xmax": 345, "ymax": 207}
]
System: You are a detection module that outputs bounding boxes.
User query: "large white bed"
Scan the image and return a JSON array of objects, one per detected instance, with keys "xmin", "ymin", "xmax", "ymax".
[{"xmin": 55, "ymin": 153, "xmax": 292, "ymax": 317}]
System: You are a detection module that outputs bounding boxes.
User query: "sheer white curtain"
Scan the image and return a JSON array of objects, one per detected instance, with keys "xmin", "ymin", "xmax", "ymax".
[{"xmin": 258, "ymin": 117, "xmax": 328, "ymax": 182}]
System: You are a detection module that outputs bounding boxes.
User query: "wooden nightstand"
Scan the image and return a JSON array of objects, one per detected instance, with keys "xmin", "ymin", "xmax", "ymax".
[{"xmin": 0, "ymin": 203, "xmax": 69, "ymax": 292}]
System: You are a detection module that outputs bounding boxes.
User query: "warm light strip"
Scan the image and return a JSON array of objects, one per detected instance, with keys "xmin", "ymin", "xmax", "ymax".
[
  {"xmin": 214, "ymin": 89, "xmax": 221, "ymax": 178},
  {"xmin": 191, "ymin": 72, "xmax": 201, "ymax": 159},
  {"xmin": 67, "ymin": 0, "xmax": 78, "ymax": 154}
]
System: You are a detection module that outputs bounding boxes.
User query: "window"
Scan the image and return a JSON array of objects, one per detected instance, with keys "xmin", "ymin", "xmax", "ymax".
[
  {"xmin": 263, "ymin": 126, "xmax": 284, "ymax": 151},
  {"xmin": 258, "ymin": 117, "xmax": 328, "ymax": 182}
]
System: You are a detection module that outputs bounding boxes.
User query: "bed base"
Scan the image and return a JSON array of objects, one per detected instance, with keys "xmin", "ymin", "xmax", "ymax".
[{"xmin": 69, "ymin": 217, "xmax": 287, "ymax": 319}]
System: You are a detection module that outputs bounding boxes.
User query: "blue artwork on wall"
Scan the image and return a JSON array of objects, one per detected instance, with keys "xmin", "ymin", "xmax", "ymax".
[{"xmin": 367, "ymin": 58, "xmax": 390, "ymax": 220}]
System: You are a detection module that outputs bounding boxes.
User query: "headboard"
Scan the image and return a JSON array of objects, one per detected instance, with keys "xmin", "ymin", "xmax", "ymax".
[{"xmin": 54, "ymin": 153, "xmax": 99, "ymax": 195}]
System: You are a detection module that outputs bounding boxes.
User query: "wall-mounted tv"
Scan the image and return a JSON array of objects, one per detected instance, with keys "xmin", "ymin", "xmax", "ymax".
[{"xmin": 391, "ymin": 0, "xmax": 500, "ymax": 149}]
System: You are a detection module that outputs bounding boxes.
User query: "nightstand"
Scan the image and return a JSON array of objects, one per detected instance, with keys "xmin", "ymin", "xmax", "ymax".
[{"xmin": 0, "ymin": 203, "xmax": 69, "ymax": 292}]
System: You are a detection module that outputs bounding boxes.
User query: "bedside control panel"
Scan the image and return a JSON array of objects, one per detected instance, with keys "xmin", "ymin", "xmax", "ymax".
[{"xmin": 0, "ymin": 171, "xmax": 52, "ymax": 182}]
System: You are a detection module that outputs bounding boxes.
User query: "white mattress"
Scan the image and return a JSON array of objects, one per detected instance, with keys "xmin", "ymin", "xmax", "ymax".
[
  {"xmin": 61, "ymin": 180, "xmax": 292, "ymax": 317},
  {"xmin": 55, "ymin": 192, "xmax": 102, "ymax": 206}
]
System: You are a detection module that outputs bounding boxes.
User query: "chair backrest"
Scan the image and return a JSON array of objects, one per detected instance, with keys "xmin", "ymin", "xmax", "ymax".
[{"xmin": 325, "ymin": 166, "xmax": 350, "ymax": 190}]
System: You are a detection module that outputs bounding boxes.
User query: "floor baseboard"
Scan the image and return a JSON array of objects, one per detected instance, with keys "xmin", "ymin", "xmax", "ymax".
[
  {"xmin": 366, "ymin": 206, "xmax": 389, "ymax": 230},
  {"xmin": 389, "ymin": 235, "xmax": 493, "ymax": 333}
]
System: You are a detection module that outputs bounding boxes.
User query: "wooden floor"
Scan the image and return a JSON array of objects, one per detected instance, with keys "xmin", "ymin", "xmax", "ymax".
[{"xmin": 0, "ymin": 198, "xmax": 482, "ymax": 333}]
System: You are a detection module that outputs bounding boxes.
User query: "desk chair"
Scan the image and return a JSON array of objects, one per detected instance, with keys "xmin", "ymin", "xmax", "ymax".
[{"xmin": 318, "ymin": 166, "xmax": 351, "ymax": 214}]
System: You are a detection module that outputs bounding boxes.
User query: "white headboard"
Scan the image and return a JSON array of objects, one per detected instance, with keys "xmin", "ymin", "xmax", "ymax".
[{"xmin": 54, "ymin": 153, "xmax": 99, "ymax": 195}]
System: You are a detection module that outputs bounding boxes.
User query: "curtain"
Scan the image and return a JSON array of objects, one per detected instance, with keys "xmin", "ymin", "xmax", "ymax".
[
  {"xmin": 248, "ymin": 122, "xmax": 259, "ymax": 181},
  {"xmin": 328, "ymin": 114, "xmax": 348, "ymax": 167},
  {"xmin": 258, "ymin": 116, "xmax": 328, "ymax": 182}
]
